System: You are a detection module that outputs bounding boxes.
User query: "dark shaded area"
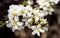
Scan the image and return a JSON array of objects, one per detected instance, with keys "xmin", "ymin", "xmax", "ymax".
[
  {"xmin": 46, "ymin": 12, "xmax": 57, "ymax": 25},
  {"xmin": 0, "ymin": 26, "xmax": 16, "ymax": 38}
]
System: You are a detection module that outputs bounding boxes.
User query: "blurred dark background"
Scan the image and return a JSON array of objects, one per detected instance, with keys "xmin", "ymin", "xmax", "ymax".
[{"xmin": 0, "ymin": 0, "xmax": 60, "ymax": 38}]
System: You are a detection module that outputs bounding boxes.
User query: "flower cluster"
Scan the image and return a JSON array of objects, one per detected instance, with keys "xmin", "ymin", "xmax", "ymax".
[
  {"xmin": 36, "ymin": 0, "xmax": 59, "ymax": 15},
  {"xmin": 6, "ymin": 0, "xmax": 59, "ymax": 36}
]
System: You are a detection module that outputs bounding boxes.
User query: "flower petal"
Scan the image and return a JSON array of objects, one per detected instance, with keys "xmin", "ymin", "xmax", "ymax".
[
  {"xmin": 12, "ymin": 26, "xmax": 18, "ymax": 32},
  {"xmin": 31, "ymin": 26, "xmax": 36, "ymax": 30},
  {"xmin": 17, "ymin": 22, "xmax": 24, "ymax": 26},
  {"xmin": 37, "ymin": 24, "xmax": 41, "ymax": 28},
  {"xmin": 6, "ymin": 23, "xmax": 12, "ymax": 28},
  {"xmin": 37, "ymin": 32, "xmax": 40, "ymax": 36},
  {"xmin": 14, "ymin": 16, "xmax": 19, "ymax": 21},
  {"xmin": 32, "ymin": 31, "xmax": 36, "ymax": 35},
  {"xmin": 39, "ymin": 29, "xmax": 45, "ymax": 33}
]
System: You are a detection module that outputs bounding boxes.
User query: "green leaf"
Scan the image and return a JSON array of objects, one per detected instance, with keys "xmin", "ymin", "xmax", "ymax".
[
  {"xmin": 51, "ymin": 4, "xmax": 57, "ymax": 8},
  {"xmin": 22, "ymin": 1, "xmax": 28, "ymax": 5}
]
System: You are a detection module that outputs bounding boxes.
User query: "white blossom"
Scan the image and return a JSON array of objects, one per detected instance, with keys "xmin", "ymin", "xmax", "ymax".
[
  {"xmin": 50, "ymin": 0, "xmax": 59, "ymax": 4},
  {"xmin": 12, "ymin": 25, "xmax": 18, "ymax": 32},
  {"xmin": 27, "ymin": 0, "xmax": 33, "ymax": 5},
  {"xmin": 31, "ymin": 24, "xmax": 45, "ymax": 36},
  {"xmin": 6, "ymin": 0, "xmax": 59, "ymax": 36}
]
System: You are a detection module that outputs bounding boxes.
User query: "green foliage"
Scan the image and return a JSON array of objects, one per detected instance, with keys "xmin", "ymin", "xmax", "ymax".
[{"xmin": 22, "ymin": 0, "xmax": 28, "ymax": 5}]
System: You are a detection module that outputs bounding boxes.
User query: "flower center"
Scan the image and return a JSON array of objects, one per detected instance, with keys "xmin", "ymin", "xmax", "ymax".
[
  {"xmin": 13, "ymin": 20, "xmax": 17, "ymax": 25},
  {"xmin": 36, "ymin": 26, "xmax": 39, "ymax": 32},
  {"xmin": 12, "ymin": 13, "xmax": 17, "ymax": 17},
  {"xmin": 21, "ymin": 10, "xmax": 24, "ymax": 14}
]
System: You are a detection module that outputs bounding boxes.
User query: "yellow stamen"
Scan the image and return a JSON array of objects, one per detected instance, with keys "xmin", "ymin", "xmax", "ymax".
[
  {"xmin": 35, "ymin": 14, "xmax": 40, "ymax": 16},
  {"xmin": 12, "ymin": 13, "xmax": 17, "ymax": 17},
  {"xmin": 13, "ymin": 20, "xmax": 17, "ymax": 25},
  {"xmin": 36, "ymin": 26, "xmax": 39, "ymax": 32}
]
